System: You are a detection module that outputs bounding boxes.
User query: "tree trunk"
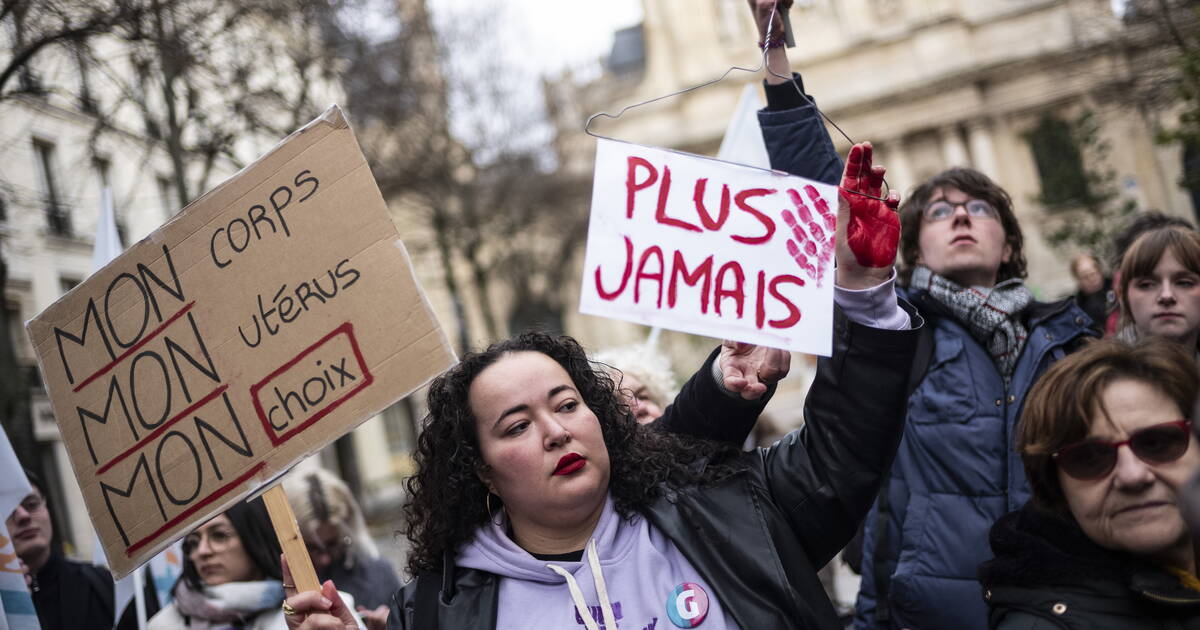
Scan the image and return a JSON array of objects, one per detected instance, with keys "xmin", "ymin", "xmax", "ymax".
[
  {"xmin": 431, "ymin": 205, "xmax": 471, "ymax": 353},
  {"xmin": 458, "ymin": 188, "xmax": 500, "ymax": 340}
]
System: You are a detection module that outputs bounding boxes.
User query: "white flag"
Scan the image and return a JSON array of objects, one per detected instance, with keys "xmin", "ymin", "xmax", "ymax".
[
  {"xmin": 92, "ymin": 188, "xmax": 124, "ymax": 271},
  {"xmin": 716, "ymin": 84, "xmax": 771, "ymax": 169},
  {"xmin": 90, "ymin": 186, "xmax": 136, "ymax": 629},
  {"xmin": 0, "ymin": 426, "xmax": 40, "ymax": 630}
]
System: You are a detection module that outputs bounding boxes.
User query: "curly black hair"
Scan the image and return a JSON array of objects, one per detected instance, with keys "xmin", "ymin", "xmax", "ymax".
[{"xmin": 401, "ymin": 331, "xmax": 743, "ymax": 576}]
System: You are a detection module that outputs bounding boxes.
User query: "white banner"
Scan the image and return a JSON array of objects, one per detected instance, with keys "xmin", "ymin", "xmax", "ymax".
[{"xmin": 581, "ymin": 139, "xmax": 836, "ymax": 355}]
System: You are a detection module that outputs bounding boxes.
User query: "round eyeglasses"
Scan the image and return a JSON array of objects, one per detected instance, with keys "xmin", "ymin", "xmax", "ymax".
[{"xmin": 923, "ymin": 199, "xmax": 999, "ymax": 223}]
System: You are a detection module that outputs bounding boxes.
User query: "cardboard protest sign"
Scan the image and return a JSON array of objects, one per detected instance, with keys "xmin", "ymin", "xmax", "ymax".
[
  {"xmin": 26, "ymin": 105, "xmax": 455, "ymax": 578},
  {"xmin": 581, "ymin": 139, "xmax": 838, "ymax": 355}
]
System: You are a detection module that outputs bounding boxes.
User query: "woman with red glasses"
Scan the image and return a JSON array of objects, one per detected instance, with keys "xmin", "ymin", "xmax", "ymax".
[{"xmin": 979, "ymin": 337, "xmax": 1200, "ymax": 628}]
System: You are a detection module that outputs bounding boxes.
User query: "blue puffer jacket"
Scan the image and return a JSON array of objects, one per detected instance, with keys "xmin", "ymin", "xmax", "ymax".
[
  {"xmin": 759, "ymin": 94, "xmax": 1096, "ymax": 630},
  {"xmin": 856, "ymin": 290, "xmax": 1093, "ymax": 630}
]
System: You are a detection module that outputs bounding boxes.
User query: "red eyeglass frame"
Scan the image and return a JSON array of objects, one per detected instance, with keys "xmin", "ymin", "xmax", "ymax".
[{"xmin": 1051, "ymin": 419, "xmax": 1194, "ymax": 480}]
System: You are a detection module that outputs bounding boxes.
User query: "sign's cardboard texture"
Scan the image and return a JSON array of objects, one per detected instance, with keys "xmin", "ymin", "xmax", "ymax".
[
  {"xmin": 26, "ymin": 106, "xmax": 456, "ymax": 578},
  {"xmin": 581, "ymin": 139, "xmax": 836, "ymax": 355}
]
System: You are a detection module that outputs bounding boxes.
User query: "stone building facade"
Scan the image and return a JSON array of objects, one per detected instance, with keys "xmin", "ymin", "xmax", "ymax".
[{"xmin": 572, "ymin": 0, "xmax": 1197, "ymax": 298}]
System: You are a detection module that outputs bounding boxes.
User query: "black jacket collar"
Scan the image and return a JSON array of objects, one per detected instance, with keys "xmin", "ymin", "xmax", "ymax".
[{"xmin": 980, "ymin": 503, "xmax": 1200, "ymax": 605}]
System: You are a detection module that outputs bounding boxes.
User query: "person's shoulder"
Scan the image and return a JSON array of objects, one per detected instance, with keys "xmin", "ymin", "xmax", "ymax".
[
  {"xmin": 1028, "ymin": 296, "xmax": 1092, "ymax": 332},
  {"xmin": 148, "ymin": 603, "xmax": 185, "ymax": 629},
  {"xmin": 57, "ymin": 556, "xmax": 113, "ymax": 597}
]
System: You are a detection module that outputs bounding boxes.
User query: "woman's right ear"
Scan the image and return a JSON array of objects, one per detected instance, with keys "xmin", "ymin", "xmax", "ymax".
[{"xmin": 476, "ymin": 469, "xmax": 494, "ymax": 495}]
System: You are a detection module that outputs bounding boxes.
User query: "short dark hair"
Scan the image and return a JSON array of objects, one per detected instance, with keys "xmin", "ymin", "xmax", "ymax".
[
  {"xmin": 20, "ymin": 468, "xmax": 62, "ymax": 556},
  {"xmin": 1109, "ymin": 211, "xmax": 1195, "ymax": 270},
  {"xmin": 179, "ymin": 497, "xmax": 283, "ymax": 591},
  {"xmin": 1017, "ymin": 337, "xmax": 1199, "ymax": 516},
  {"xmin": 897, "ymin": 168, "xmax": 1026, "ymax": 284},
  {"xmin": 22, "ymin": 468, "xmax": 45, "ymax": 497}
]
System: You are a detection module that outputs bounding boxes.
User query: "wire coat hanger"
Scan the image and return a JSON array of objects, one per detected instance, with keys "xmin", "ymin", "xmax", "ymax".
[{"xmin": 584, "ymin": 4, "xmax": 890, "ymax": 202}]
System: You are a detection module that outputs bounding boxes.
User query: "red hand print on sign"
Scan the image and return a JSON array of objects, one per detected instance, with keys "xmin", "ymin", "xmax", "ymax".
[
  {"xmin": 782, "ymin": 185, "xmax": 836, "ymax": 286},
  {"xmin": 839, "ymin": 143, "xmax": 900, "ymax": 268}
]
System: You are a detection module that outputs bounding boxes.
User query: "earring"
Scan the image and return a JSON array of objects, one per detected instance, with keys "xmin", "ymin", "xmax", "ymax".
[{"xmin": 486, "ymin": 492, "xmax": 504, "ymax": 526}]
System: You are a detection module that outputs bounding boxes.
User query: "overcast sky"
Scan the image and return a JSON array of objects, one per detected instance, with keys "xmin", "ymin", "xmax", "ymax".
[
  {"xmin": 429, "ymin": 0, "xmax": 644, "ymax": 78},
  {"xmin": 422, "ymin": 0, "xmax": 644, "ymax": 164}
]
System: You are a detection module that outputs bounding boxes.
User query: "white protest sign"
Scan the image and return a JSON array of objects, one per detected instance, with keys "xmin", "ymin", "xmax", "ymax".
[{"xmin": 580, "ymin": 139, "xmax": 837, "ymax": 355}]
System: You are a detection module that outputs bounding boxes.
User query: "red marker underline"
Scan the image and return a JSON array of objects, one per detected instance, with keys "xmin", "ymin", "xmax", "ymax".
[
  {"xmin": 96, "ymin": 384, "xmax": 229, "ymax": 475},
  {"xmin": 126, "ymin": 461, "xmax": 266, "ymax": 556},
  {"xmin": 72, "ymin": 302, "xmax": 196, "ymax": 393}
]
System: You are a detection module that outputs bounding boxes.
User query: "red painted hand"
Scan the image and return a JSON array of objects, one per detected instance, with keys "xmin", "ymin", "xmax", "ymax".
[
  {"xmin": 782, "ymin": 185, "xmax": 836, "ymax": 286},
  {"xmin": 839, "ymin": 143, "xmax": 899, "ymax": 268}
]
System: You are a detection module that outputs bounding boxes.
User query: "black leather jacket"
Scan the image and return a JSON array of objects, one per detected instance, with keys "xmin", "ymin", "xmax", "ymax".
[{"xmin": 389, "ymin": 308, "xmax": 919, "ymax": 630}]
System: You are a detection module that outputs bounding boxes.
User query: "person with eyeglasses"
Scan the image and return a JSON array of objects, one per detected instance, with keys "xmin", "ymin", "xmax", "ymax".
[
  {"xmin": 979, "ymin": 336, "xmax": 1200, "ymax": 628},
  {"xmin": 149, "ymin": 498, "xmax": 365, "ymax": 629},
  {"xmin": 840, "ymin": 168, "xmax": 1096, "ymax": 630},
  {"xmin": 6, "ymin": 469, "xmax": 115, "ymax": 630},
  {"xmin": 752, "ymin": 1, "xmax": 1102, "ymax": 625},
  {"xmin": 759, "ymin": 105, "xmax": 1098, "ymax": 630}
]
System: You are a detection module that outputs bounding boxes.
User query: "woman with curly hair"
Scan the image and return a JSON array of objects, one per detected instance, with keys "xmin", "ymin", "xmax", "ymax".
[{"xmin": 281, "ymin": 144, "xmax": 919, "ymax": 630}]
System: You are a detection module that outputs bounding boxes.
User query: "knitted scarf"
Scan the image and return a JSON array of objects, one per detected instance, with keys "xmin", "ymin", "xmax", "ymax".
[
  {"xmin": 172, "ymin": 579, "xmax": 284, "ymax": 629},
  {"xmin": 910, "ymin": 265, "xmax": 1032, "ymax": 377}
]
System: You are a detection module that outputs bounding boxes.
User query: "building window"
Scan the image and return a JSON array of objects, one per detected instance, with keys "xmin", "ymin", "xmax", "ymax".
[
  {"xmin": 33, "ymin": 139, "xmax": 70, "ymax": 236},
  {"xmin": 4, "ymin": 298, "xmax": 22, "ymax": 361},
  {"xmin": 1025, "ymin": 114, "xmax": 1091, "ymax": 209},
  {"xmin": 59, "ymin": 277, "xmax": 80, "ymax": 296},
  {"xmin": 75, "ymin": 44, "xmax": 97, "ymax": 114},
  {"xmin": 382, "ymin": 400, "xmax": 414, "ymax": 454},
  {"xmin": 157, "ymin": 176, "xmax": 175, "ymax": 219}
]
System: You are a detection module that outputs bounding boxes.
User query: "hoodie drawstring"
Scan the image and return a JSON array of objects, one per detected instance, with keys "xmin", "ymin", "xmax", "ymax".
[{"xmin": 546, "ymin": 539, "xmax": 617, "ymax": 630}]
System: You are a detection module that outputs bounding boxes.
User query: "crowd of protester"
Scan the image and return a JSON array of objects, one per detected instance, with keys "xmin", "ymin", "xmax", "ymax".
[{"xmin": 9, "ymin": 0, "xmax": 1200, "ymax": 628}]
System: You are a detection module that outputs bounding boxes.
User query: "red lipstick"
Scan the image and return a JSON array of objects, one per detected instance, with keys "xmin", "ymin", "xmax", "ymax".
[{"xmin": 554, "ymin": 453, "xmax": 586, "ymax": 476}]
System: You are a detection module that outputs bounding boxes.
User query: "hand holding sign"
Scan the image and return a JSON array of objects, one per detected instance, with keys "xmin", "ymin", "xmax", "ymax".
[
  {"xmin": 281, "ymin": 556, "xmax": 359, "ymax": 630},
  {"xmin": 718, "ymin": 339, "xmax": 791, "ymax": 400},
  {"xmin": 836, "ymin": 142, "xmax": 900, "ymax": 289},
  {"xmin": 26, "ymin": 106, "xmax": 455, "ymax": 579}
]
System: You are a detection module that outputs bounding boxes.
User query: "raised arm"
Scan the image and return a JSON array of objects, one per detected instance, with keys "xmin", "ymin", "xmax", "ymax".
[
  {"xmin": 749, "ymin": 0, "xmax": 844, "ymax": 185},
  {"xmin": 758, "ymin": 143, "xmax": 917, "ymax": 567},
  {"xmin": 647, "ymin": 343, "xmax": 786, "ymax": 445}
]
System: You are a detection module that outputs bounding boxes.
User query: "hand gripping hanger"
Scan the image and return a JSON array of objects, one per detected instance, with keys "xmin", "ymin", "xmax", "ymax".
[{"xmin": 583, "ymin": 4, "xmax": 890, "ymax": 203}]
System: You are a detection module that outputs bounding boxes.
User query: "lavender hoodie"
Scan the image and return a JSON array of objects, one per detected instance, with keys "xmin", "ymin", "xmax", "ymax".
[{"xmin": 456, "ymin": 495, "xmax": 738, "ymax": 630}]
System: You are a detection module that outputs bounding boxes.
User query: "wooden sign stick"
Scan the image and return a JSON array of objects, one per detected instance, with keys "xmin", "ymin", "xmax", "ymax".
[{"xmin": 262, "ymin": 484, "xmax": 321, "ymax": 592}]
